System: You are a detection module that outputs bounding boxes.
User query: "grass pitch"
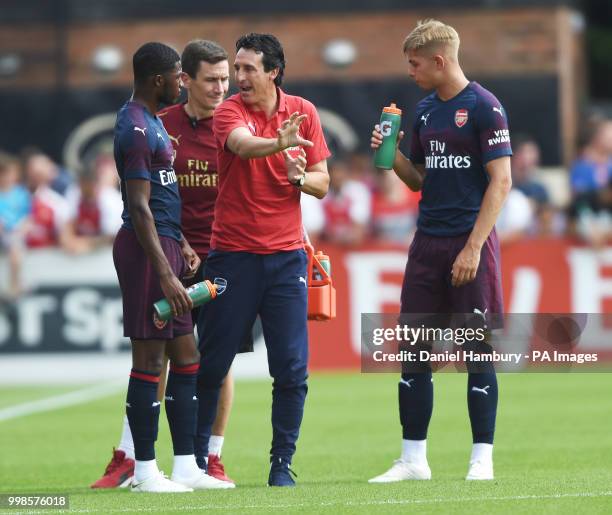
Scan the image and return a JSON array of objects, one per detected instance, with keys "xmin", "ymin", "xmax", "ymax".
[{"xmin": 1, "ymin": 372, "xmax": 611, "ymax": 514}]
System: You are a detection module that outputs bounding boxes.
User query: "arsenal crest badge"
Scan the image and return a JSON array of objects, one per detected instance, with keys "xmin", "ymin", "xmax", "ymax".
[
  {"xmin": 455, "ymin": 109, "xmax": 468, "ymax": 128},
  {"xmin": 153, "ymin": 312, "xmax": 168, "ymax": 330}
]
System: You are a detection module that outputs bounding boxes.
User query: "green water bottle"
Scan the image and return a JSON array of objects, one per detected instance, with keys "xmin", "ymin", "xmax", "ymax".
[
  {"xmin": 153, "ymin": 279, "xmax": 222, "ymax": 321},
  {"xmin": 374, "ymin": 103, "xmax": 402, "ymax": 170},
  {"xmin": 316, "ymin": 251, "xmax": 331, "ymax": 278}
]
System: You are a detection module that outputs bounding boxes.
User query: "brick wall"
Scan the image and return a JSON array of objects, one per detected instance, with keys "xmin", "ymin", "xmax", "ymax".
[{"xmin": 0, "ymin": 7, "xmax": 584, "ymax": 163}]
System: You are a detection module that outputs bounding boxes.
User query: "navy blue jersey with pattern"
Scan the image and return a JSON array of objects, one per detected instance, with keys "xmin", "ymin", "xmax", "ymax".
[
  {"xmin": 113, "ymin": 100, "xmax": 182, "ymax": 241},
  {"xmin": 408, "ymin": 82, "xmax": 512, "ymax": 236}
]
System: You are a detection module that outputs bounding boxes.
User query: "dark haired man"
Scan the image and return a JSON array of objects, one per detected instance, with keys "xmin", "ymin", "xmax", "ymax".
[
  {"xmin": 158, "ymin": 39, "xmax": 239, "ymax": 484},
  {"xmin": 108, "ymin": 42, "xmax": 232, "ymax": 493},
  {"xmin": 92, "ymin": 40, "xmax": 238, "ymax": 489},
  {"xmin": 196, "ymin": 33, "xmax": 331, "ymax": 487}
]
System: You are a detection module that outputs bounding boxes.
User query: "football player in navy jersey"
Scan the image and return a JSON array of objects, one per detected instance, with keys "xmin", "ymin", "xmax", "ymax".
[
  {"xmin": 112, "ymin": 42, "xmax": 232, "ymax": 493},
  {"xmin": 369, "ymin": 20, "xmax": 512, "ymax": 482}
]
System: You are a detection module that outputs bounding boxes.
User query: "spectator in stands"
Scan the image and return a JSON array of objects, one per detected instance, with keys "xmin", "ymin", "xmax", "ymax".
[
  {"xmin": 511, "ymin": 135, "xmax": 565, "ymax": 238},
  {"xmin": 567, "ymin": 117, "xmax": 612, "ymax": 247},
  {"xmin": 21, "ymin": 147, "xmax": 73, "ymax": 196},
  {"xmin": 511, "ymin": 135, "xmax": 549, "ymax": 206},
  {"xmin": 301, "ymin": 194, "xmax": 325, "ymax": 242},
  {"xmin": 0, "ymin": 151, "xmax": 31, "ymax": 297},
  {"xmin": 567, "ymin": 184, "xmax": 612, "ymax": 247},
  {"xmin": 371, "ymin": 171, "xmax": 419, "ymax": 246},
  {"xmin": 93, "ymin": 152, "xmax": 121, "ymax": 190},
  {"xmin": 348, "ymin": 152, "xmax": 377, "ymax": 190},
  {"xmin": 569, "ymin": 117, "xmax": 612, "ymax": 195},
  {"xmin": 496, "ymin": 188, "xmax": 533, "ymax": 245},
  {"xmin": 321, "ymin": 159, "xmax": 371, "ymax": 246},
  {"xmin": 24, "ymin": 151, "xmax": 70, "ymax": 248},
  {"xmin": 60, "ymin": 164, "xmax": 123, "ymax": 254}
]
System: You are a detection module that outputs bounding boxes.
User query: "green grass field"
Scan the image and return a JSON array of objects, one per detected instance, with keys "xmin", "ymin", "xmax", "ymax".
[{"xmin": 1, "ymin": 372, "xmax": 611, "ymax": 514}]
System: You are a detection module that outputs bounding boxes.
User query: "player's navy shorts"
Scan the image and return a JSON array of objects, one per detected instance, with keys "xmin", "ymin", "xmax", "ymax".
[
  {"xmin": 400, "ymin": 228, "xmax": 503, "ymax": 321},
  {"xmin": 113, "ymin": 227, "xmax": 193, "ymax": 340}
]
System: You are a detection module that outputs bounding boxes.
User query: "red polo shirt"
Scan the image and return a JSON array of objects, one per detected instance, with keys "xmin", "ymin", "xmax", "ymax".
[
  {"xmin": 158, "ymin": 103, "xmax": 218, "ymax": 257},
  {"xmin": 211, "ymin": 88, "xmax": 330, "ymax": 253}
]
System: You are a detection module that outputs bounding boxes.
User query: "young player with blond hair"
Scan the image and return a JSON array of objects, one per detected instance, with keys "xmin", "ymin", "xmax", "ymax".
[{"xmin": 369, "ymin": 19, "xmax": 512, "ymax": 482}]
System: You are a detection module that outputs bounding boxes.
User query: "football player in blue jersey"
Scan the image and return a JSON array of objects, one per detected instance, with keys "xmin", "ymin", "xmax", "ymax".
[
  {"xmin": 112, "ymin": 42, "xmax": 232, "ymax": 492},
  {"xmin": 369, "ymin": 19, "xmax": 512, "ymax": 482}
]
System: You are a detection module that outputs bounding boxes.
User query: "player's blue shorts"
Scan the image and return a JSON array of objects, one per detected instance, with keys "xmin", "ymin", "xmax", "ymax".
[{"xmin": 113, "ymin": 227, "xmax": 193, "ymax": 340}]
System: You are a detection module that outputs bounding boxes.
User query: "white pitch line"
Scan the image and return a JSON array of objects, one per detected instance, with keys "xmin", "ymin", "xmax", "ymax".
[
  {"xmin": 9, "ymin": 490, "xmax": 612, "ymax": 514},
  {"xmin": 0, "ymin": 381, "xmax": 125, "ymax": 422}
]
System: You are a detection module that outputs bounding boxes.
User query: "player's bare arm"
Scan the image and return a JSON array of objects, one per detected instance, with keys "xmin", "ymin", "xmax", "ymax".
[
  {"xmin": 179, "ymin": 233, "xmax": 200, "ymax": 280},
  {"xmin": 371, "ymin": 124, "xmax": 424, "ymax": 191},
  {"xmin": 126, "ymin": 178, "xmax": 193, "ymax": 315},
  {"xmin": 227, "ymin": 111, "xmax": 313, "ymax": 160},
  {"xmin": 451, "ymin": 156, "xmax": 512, "ymax": 287},
  {"xmin": 283, "ymin": 149, "xmax": 329, "ymax": 199}
]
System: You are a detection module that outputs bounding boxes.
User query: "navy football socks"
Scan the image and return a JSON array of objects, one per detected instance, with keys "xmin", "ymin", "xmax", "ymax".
[
  {"xmin": 126, "ymin": 369, "xmax": 160, "ymax": 461},
  {"xmin": 399, "ymin": 372, "xmax": 434, "ymax": 440},
  {"xmin": 467, "ymin": 371, "xmax": 498, "ymax": 444},
  {"xmin": 165, "ymin": 362, "xmax": 199, "ymax": 456}
]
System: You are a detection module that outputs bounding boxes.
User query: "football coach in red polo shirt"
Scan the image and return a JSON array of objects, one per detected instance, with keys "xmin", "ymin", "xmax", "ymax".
[{"xmin": 196, "ymin": 33, "xmax": 331, "ymax": 487}]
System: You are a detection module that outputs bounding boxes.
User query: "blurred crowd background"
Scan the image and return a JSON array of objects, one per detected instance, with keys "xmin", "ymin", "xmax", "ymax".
[
  {"xmin": 1, "ymin": 0, "xmax": 612, "ymax": 305},
  {"xmin": 2, "ymin": 119, "xmax": 612, "ymax": 299}
]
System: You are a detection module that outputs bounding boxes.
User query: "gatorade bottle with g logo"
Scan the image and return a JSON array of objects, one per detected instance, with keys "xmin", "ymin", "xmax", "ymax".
[
  {"xmin": 153, "ymin": 278, "xmax": 227, "ymax": 321},
  {"xmin": 374, "ymin": 103, "xmax": 402, "ymax": 170}
]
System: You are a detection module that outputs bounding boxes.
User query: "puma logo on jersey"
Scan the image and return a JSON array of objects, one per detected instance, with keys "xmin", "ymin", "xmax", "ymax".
[
  {"xmin": 168, "ymin": 134, "xmax": 182, "ymax": 147},
  {"xmin": 156, "ymin": 132, "xmax": 164, "ymax": 140},
  {"xmin": 492, "ymin": 107, "xmax": 504, "ymax": 117},
  {"xmin": 421, "ymin": 113, "xmax": 430, "ymax": 125},
  {"xmin": 400, "ymin": 378, "xmax": 415, "ymax": 388},
  {"xmin": 299, "ymin": 276, "xmax": 307, "ymax": 287},
  {"xmin": 471, "ymin": 385, "xmax": 490, "ymax": 395},
  {"xmin": 134, "ymin": 126, "xmax": 147, "ymax": 135}
]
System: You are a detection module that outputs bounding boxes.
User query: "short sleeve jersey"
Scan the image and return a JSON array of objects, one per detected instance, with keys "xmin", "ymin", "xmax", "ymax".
[
  {"xmin": 113, "ymin": 101, "xmax": 181, "ymax": 241},
  {"xmin": 212, "ymin": 88, "xmax": 330, "ymax": 253},
  {"xmin": 408, "ymin": 82, "xmax": 512, "ymax": 236},
  {"xmin": 158, "ymin": 103, "xmax": 217, "ymax": 257}
]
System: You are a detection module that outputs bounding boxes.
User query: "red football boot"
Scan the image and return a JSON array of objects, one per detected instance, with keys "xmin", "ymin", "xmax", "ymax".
[
  {"xmin": 90, "ymin": 448, "xmax": 135, "ymax": 488},
  {"xmin": 207, "ymin": 454, "xmax": 234, "ymax": 484}
]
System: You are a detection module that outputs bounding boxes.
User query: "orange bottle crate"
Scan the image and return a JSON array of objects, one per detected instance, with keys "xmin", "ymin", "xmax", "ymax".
[{"xmin": 305, "ymin": 244, "xmax": 336, "ymax": 321}]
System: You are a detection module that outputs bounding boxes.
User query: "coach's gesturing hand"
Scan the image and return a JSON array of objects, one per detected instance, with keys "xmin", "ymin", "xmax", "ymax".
[
  {"xmin": 160, "ymin": 272, "xmax": 193, "ymax": 317},
  {"xmin": 284, "ymin": 148, "xmax": 307, "ymax": 184},
  {"xmin": 451, "ymin": 244, "xmax": 480, "ymax": 287},
  {"xmin": 277, "ymin": 111, "xmax": 314, "ymax": 150}
]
